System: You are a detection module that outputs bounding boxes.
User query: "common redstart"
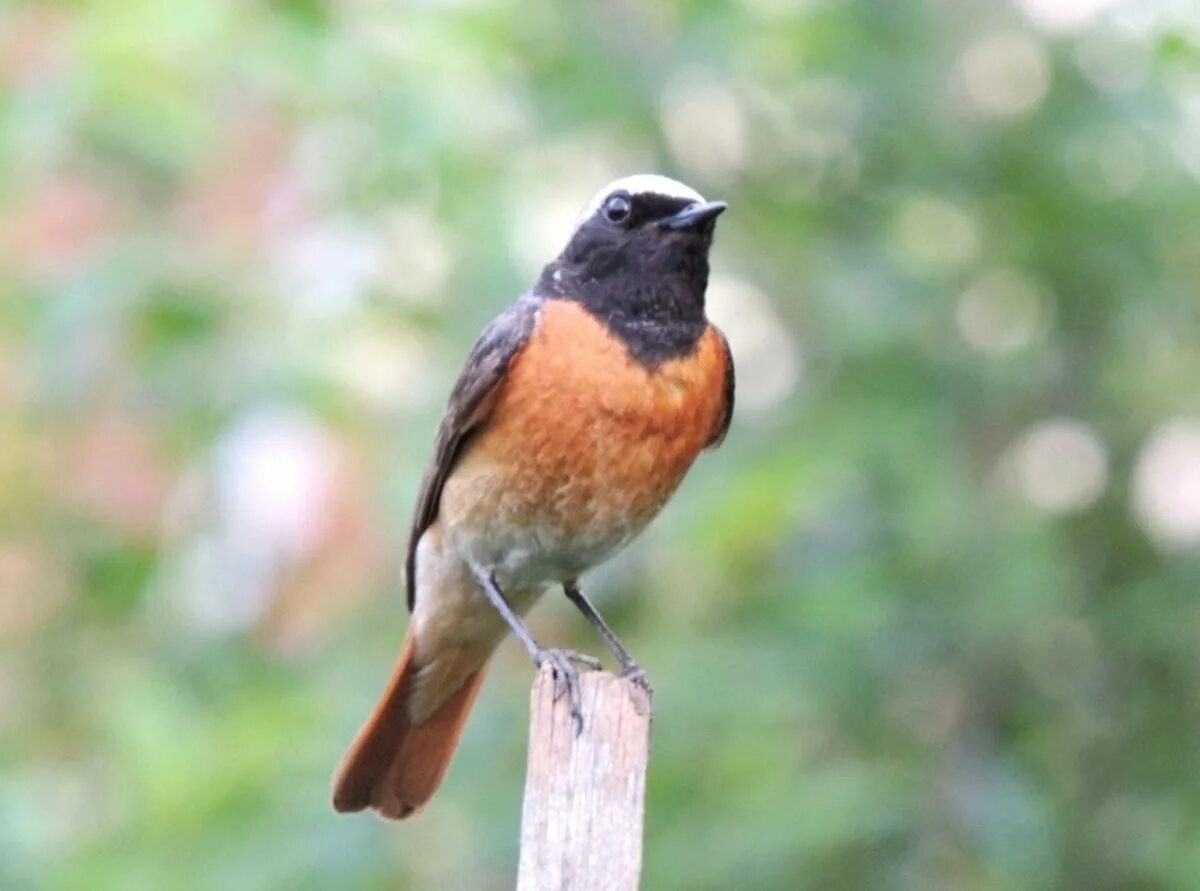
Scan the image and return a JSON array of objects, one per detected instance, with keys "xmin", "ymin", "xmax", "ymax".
[{"xmin": 333, "ymin": 174, "xmax": 734, "ymax": 819}]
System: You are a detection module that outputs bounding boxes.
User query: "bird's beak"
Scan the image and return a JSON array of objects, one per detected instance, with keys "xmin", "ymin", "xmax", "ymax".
[{"xmin": 662, "ymin": 200, "xmax": 728, "ymax": 230}]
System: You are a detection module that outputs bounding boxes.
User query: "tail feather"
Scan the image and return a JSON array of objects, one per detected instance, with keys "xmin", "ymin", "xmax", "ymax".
[{"xmin": 333, "ymin": 634, "xmax": 487, "ymax": 819}]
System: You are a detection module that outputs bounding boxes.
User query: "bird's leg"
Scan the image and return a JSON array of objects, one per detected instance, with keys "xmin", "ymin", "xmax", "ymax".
[
  {"xmin": 469, "ymin": 565, "xmax": 599, "ymax": 734},
  {"xmin": 563, "ymin": 580, "xmax": 652, "ymax": 698}
]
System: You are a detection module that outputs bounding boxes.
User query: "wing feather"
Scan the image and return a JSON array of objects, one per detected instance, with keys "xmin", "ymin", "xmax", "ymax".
[{"xmin": 405, "ymin": 295, "xmax": 541, "ymax": 609}]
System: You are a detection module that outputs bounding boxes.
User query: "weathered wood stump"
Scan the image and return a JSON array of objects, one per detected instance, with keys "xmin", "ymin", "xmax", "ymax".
[{"xmin": 517, "ymin": 667, "xmax": 653, "ymax": 891}]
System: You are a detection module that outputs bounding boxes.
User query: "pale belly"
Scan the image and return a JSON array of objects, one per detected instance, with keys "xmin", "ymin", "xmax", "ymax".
[{"xmin": 440, "ymin": 448, "xmax": 659, "ymax": 589}]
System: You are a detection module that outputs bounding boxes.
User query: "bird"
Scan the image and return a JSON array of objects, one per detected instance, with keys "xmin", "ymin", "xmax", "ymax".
[{"xmin": 332, "ymin": 174, "xmax": 734, "ymax": 820}]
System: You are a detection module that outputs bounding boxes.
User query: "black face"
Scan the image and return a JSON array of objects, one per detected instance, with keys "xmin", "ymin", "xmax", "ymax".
[{"xmin": 535, "ymin": 189, "xmax": 727, "ymax": 365}]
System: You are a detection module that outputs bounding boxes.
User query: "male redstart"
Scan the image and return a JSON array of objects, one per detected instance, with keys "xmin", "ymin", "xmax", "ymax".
[{"xmin": 333, "ymin": 174, "xmax": 734, "ymax": 819}]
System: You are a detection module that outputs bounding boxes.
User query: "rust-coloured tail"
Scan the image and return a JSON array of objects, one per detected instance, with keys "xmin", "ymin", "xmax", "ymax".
[{"xmin": 332, "ymin": 635, "xmax": 487, "ymax": 819}]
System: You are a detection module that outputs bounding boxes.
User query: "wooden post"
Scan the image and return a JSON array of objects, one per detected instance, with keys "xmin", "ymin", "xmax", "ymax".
[{"xmin": 516, "ymin": 667, "xmax": 653, "ymax": 891}]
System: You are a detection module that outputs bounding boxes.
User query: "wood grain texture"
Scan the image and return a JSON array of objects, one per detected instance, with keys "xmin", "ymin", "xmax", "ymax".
[{"xmin": 517, "ymin": 667, "xmax": 652, "ymax": 891}]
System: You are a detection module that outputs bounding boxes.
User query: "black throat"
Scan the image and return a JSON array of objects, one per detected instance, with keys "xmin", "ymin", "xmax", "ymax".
[{"xmin": 534, "ymin": 222, "xmax": 713, "ymax": 367}]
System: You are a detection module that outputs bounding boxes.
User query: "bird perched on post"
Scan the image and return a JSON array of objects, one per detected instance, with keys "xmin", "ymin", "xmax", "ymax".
[{"xmin": 333, "ymin": 174, "xmax": 734, "ymax": 820}]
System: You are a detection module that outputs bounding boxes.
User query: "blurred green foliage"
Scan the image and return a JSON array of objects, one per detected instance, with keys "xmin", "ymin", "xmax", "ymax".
[{"xmin": 3, "ymin": 1, "xmax": 1200, "ymax": 889}]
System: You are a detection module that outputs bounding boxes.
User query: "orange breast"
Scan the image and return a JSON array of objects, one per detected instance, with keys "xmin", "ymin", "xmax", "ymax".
[{"xmin": 441, "ymin": 300, "xmax": 728, "ymax": 553}]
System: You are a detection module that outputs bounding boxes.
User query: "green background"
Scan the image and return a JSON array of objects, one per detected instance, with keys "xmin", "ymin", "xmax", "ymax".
[{"xmin": 3, "ymin": 1, "xmax": 1200, "ymax": 888}]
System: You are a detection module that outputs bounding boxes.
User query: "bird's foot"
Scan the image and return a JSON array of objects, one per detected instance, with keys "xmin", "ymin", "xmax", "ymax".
[
  {"xmin": 535, "ymin": 648, "xmax": 601, "ymax": 735},
  {"xmin": 619, "ymin": 662, "xmax": 654, "ymax": 700}
]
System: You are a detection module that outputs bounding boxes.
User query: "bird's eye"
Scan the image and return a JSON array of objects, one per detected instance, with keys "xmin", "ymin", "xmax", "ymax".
[{"xmin": 603, "ymin": 194, "xmax": 632, "ymax": 224}]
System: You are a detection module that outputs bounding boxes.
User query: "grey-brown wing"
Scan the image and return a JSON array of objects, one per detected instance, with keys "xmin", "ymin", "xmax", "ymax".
[
  {"xmin": 706, "ymin": 325, "xmax": 735, "ymax": 449},
  {"xmin": 405, "ymin": 294, "xmax": 541, "ymax": 609}
]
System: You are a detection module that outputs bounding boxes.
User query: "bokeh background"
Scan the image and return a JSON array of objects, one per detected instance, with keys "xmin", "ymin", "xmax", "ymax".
[{"xmin": 3, "ymin": 0, "xmax": 1200, "ymax": 888}]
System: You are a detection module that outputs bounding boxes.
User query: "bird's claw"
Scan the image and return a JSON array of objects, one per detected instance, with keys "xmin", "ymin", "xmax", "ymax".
[
  {"xmin": 536, "ymin": 648, "xmax": 600, "ymax": 735},
  {"xmin": 620, "ymin": 663, "xmax": 654, "ymax": 699}
]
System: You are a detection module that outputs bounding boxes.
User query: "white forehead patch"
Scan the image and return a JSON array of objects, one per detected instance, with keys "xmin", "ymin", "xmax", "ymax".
[{"xmin": 578, "ymin": 174, "xmax": 705, "ymax": 223}]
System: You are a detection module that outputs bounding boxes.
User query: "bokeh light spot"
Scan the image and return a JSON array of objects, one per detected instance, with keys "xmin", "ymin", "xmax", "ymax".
[
  {"xmin": 1132, "ymin": 419, "xmax": 1200, "ymax": 550},
  {"xmin": 894, "ymin": 196, "xmax": 980, "ymax": 272},
  {"xmin": 954, "ymin": 30, "xmax": 1051, "ymax": 120},
  {"xmin": 1003, "ymin": 418, "xmax": 1109, "ymax": 514},
  {"xmin": 661, "ymin": 74, "xmax": 748, "ymax": 185},
  {"xmin": 956, "ymin": 268, "xmax": 1048, "ymax": 355},
  {"xmin": 1017, "ymin": 0, "xmax": 1122, "ymax": 34},
  {"xmin": 706, "ymin": 276, "xmax": 801, "ymax": 414}
]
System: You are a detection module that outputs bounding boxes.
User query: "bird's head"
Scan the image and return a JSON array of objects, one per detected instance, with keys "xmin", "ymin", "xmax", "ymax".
[{"xmin": 538, "ymin": 174, "xmax": 726, "ymax": 329}]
